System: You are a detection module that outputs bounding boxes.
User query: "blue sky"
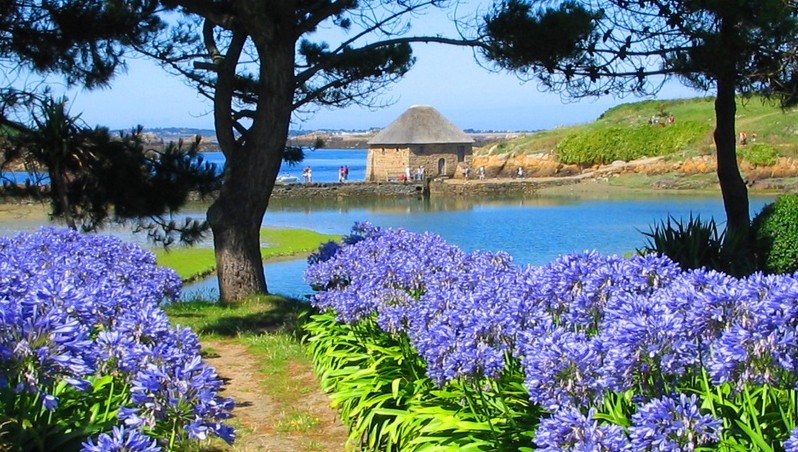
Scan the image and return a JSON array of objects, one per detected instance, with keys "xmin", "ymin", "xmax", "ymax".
[{"xmin": 59, "ymin": 5, "xmax": 704, "ymax": 133}]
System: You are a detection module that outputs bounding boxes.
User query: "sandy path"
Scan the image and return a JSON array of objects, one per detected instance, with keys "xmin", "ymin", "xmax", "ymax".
[{"xmin": 202, "ymin": 339, "xmax": 349, "ymax": 451}]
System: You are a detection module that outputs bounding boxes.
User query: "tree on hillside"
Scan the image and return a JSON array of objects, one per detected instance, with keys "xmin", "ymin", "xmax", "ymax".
[
  {"xmin": 141, "ymin": 1, "xmax": 478, "ymax": 302},
  {"xmin": 481, "ymin": 0, "xmax": 798, "ymax": 238}
]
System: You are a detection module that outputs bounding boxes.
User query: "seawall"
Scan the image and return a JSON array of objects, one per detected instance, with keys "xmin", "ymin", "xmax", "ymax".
[{"xmin": 270, "ymin": 178, "xmax": 580, "ymax": 199}]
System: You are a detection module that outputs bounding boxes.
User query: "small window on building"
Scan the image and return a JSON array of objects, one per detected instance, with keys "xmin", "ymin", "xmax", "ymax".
[
  {"xmin": 418, "ymin": 145, "xmax": 425, "ymax": 155},
  {"xmin": 457, "ymin": 146, "xmax": 465, "ymax": 163}
]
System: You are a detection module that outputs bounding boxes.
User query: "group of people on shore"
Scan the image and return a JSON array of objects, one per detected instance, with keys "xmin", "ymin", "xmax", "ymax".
[
  {"xmin": 338, "ymin": 165, "xmax": 350, "ymax": 182},
  {"xmin": 461, "ymin": 165, "xmax": 521, "ymax": 179},
  {"xmin": 398, "ymin": 166, "xmax": 426, "ymax": 182}
]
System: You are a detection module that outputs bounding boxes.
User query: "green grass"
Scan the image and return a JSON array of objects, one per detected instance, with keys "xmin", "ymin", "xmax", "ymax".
[
  {"xmin": 154, "ymin": 228, "xmax": 339, "ymax": 281},
  {"xmin": 480, "ymin": 96, "xmax": 798, "ymax": 163},
  {"xmin": 163, "ymin": 295, "xmax": 309, "ymax": 339}
]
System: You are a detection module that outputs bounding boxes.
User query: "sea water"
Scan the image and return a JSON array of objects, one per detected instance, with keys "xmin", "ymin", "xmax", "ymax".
[{"xmin": 183, "ymin": 193, "xmax": 776, "ymax": 300}]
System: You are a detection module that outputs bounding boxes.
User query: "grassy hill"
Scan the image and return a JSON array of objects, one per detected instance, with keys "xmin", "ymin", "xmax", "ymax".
[{"xmin": 479, "ymin": 96, "xmax": 798, "ymax": 165}]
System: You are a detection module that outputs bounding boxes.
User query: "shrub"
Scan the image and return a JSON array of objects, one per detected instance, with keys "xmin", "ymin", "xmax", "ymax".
[
  {"xmin": 555, "ymin": 121, "xmax": 710, "ymax": 165},
  {"xmin": 739, "ymin": 143, "xmax": 779, "ymax": 166},
  {"xmin": 0, "ymin": 228, "xmax": 235, "ymax": 450},
  {"xmin": 752, "ymin": 194, "xmax": 798, "ymax": 274},
  {"xmin": 639, "ymin": 215, "xmax": 724, "ymax": 270},
  {"xmin": 638, "ymin": 214, "xmax": 754, "ymax": 276}
]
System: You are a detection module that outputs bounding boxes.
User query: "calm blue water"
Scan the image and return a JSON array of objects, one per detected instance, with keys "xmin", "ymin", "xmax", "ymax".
[
  {"xmin": 2, "ymin": 148, "xmax": 367, "ymax": 185},
  {"xmin": 183, "ymin": 193, "xmax": 776, "ymax": 300},
  {"xmin": 1, "ymin": 149, "xmax": 776, "ymax": 300},
  {"xmin": 201, "ymin": 149, "xmax": 367, "ymax": 183}
]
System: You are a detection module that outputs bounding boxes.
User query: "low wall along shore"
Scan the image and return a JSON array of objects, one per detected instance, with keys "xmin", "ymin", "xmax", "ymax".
[{"xmin": 270, "ymin": 178, "xmax": 578, "ymax": 199}]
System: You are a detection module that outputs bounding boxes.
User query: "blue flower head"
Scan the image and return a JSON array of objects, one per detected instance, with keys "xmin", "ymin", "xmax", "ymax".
[
  {"xmin": 534, "ymin": 407, "xmax": 628, "ymax": 451},
  {"xmin": 81, "ymin": 425, "xmax": 161, "ymax": 451},
  {"xmin": 629, "ymin": 394, "xmax": 722, "ymax": 452}
]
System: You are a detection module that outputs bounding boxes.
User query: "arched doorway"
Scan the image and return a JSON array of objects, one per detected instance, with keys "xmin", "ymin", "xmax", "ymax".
[{"xmin": 437, "ymin": 158, "xmax": 445, "ymax": 176}]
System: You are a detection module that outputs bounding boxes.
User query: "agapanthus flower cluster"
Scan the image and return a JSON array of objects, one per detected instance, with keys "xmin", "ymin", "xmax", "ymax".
[
  {"xmin": 0, "ymin": 228, "xmax": 234, "ymax": 448},
  {"xmin": 308, "ymin": 223, "xmax": 798, "ymax": 449},
  {"xmin": 306, "ymin": 221, "xmax": 383, "ymax": 265},
  {"xmin": 785, "ymin": 428, "xmax": 798, "ymax": 452},
  {"xmin": 628, "ymin": 394, "xmax": 722, "ymax": 451},
  {"xmin": 81, "ymin": 426, "xmax": 161, "ymax": 452},
  {"xmin": 534, "ymin": 408, "xmax": 628, "ymax": 451}
]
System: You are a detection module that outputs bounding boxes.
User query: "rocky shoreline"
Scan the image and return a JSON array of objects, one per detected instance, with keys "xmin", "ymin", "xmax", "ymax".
[{"xmin": 471, "ymin": 153, "xmax": 798, "ymax": 192}]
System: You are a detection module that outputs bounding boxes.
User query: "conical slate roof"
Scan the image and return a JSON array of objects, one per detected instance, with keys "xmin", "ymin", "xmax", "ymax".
[{"xmin": 368, "ymin": 105, "xmax": 473, "ymax": 146}]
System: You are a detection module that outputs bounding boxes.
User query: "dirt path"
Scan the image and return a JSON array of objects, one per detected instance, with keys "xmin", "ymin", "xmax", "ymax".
[{"xmin": 202, "ymin": 339, "xmax": 349, "ymax": 451}]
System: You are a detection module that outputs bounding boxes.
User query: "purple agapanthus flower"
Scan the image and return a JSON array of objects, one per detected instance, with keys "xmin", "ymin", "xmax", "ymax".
[
  {"xmin": 0, "ymin": 228, "xmax": 234, "ymax": 445},
  {"xmin": 81, "ymin": 425, "xmax": 161, "ymax": 451},
  {"xmin": 784, "ymin": 427, "xmax": 798, "ymax": 452},
  {"xmin": 519, "ymin": 328, "xmax": 610, "ymax": 411},
  {"xmin": 628, "ymin": 394, "xmax": 722, "ymax": 451},
  {"xmin": 534, "ymin": 407, "xmax": 628, "ymax": 451}
]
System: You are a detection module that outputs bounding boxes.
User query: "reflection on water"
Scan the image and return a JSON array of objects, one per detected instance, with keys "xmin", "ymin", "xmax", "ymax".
[{"xmin": 267, "ymin": 193, "xmax": 587, "ymax": 216}]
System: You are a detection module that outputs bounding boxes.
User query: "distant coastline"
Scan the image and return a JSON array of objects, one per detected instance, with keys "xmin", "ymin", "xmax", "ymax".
[{"xmin": 133, "ymin": 127, "xmax": 528, "ymax": 151}]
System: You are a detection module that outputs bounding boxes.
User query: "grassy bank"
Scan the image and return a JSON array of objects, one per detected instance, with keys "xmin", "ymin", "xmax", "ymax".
[
  {"xmin": 483, "ymin": 96, "xmax": 798, "ymax": 162},
  {"xmin": 154, "ymin": 228, "xmax": 340, "ymax": 281}
]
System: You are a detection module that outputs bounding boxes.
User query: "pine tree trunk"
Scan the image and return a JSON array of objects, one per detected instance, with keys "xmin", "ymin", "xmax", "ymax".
[
  {"xmin": 207, "ymin": 194, "xmax": 268, "ymax": 302},
  {"xmin": 713, "ymin": 77, "xmax": 755, "ymax": 275},
  {"xmin": 713, "ymin": 78, "xmax": 750, "ymax": 235},
  {"xmin": 207, "ymin": 29, "xmax": 294, "ymax": 304}
]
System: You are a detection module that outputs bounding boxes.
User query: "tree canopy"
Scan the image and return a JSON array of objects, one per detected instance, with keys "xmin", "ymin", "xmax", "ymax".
[
  {"xmin": 0, "ymin": 2, "xmax": 223, "ymax": 245},
  {"xmin": 482, "ymin": 0, "xmax": 798, "ymax": 242},
  {"xmin": 0, "ymin": 0, "xmax": 162, "ymax": 128},
  {"xmin": 137, "ymin": 0, "xmax": 478, "ymax": 302}
]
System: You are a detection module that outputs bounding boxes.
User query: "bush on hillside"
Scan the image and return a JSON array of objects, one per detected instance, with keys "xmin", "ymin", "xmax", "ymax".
[
  {"xmin": 752, "ymin": 194, "xmax": 798, "ymax": 274},
  {"xmin": 738, "ymin": 143, "xmax": 779, "ymax": 166},
  {"xmin": 555, "ymin": 121, "xmax": 710, "ymax": 165}
]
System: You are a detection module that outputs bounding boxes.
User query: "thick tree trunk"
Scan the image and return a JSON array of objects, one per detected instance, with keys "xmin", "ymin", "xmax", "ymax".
[
  {"xmin": 207, "ymin": 187, "xmax": 268, "ymax": 302},
  {"xmin": 713, "ymin": 78, "xmax": 750, "ymax": 234},
  {"xmin": 207, "ymin": 26, "xmax": 295, "ymax": 304},
  {"xmin": 713, "ymin": 77, "xmax": 755, "ymax": 276}
]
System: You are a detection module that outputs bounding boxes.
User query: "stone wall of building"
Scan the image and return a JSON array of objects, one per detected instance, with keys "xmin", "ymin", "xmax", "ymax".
[
  {"xmin": 409, "ymin": 143, "xmax": 473, "ymax": 179},
  {"xmin": 366, "ymin": 147, "xmax": 410, "ymax": 181},
  {"xmin": 367, "ymin": 143, "xmax": 473, "ymax": 181}
]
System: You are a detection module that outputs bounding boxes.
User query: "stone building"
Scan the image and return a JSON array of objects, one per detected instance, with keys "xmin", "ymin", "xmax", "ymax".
[{"xmin": 366, "ymin": 105, "xmax": 473, "ymax": 181}]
